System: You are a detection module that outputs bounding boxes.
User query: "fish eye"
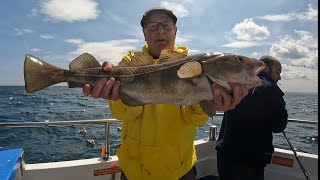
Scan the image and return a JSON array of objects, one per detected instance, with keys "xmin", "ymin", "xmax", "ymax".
[{"xmin": 236, "ymin": 56, "xmax": 244, "ymax": 63}]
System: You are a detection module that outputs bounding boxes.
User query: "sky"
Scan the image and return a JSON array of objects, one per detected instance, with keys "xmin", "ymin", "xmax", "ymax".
[{"xmin": 0, "ymin": 0, "xmax": 318, "ymax": 93}]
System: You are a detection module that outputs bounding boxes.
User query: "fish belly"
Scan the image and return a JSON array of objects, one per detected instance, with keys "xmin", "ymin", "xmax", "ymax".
[{"xmin": 118, "ymin": 72, "xmax": 213, "ymax": 106}]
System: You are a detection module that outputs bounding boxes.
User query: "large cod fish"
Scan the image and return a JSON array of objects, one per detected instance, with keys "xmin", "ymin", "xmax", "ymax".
[{"xmin": 24, "ymin": 50, "xmax": 265, "ymax": 116}]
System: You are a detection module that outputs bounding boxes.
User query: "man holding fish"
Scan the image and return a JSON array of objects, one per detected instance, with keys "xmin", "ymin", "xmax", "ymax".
[
  {"xmin": 82, "ymin": 7, "xmax": 250, "ymax": 180},
  {"xmin": 24, "ymin": 6, "xmax": 265, "ymax": 180}
]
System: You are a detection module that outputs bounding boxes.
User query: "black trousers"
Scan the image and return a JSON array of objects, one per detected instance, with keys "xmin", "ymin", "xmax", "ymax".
[
  {"xmin": 217, "ymin": 151, "xmax": 264, "ymax": 180},
  {"xmin": 120, "ymin": 166, "xmax": 197, "ymax": 180}
]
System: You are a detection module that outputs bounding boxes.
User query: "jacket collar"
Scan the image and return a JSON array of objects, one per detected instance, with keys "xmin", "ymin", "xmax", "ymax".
[
  {"xmin": 259, "ymin": 70, "xmax": 275, "ymax": 83},
  {"xmin": 142, "ymin": 45, "xmax": 188, "ymax": 62},
  {"xmin": 259, "ymin": 71, "xmax": 284, "ymax": 95}
]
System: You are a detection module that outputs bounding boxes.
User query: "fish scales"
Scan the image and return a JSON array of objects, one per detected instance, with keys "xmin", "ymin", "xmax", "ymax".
[{"xmin": 24, "ymin": 51, "xmax": 265, "ymax": 116}]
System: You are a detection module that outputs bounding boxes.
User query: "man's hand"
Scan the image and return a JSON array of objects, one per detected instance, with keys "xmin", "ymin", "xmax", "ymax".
[
  {"xmin": 83, "ymin": 61, "xmax": 120, "ymax": 100},
  {"xmin": 212, "ymin": 82, "xmax": 248, "ymax": 111}
]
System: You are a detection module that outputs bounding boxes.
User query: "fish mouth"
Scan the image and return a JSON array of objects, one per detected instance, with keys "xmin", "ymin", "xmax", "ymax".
[
  {"xmin": 254, "ymin": 66, "xmax": 265, "ymax": 75},
  {"xmin": 246, "ymin": 65, "xmax": 265, "ymax": 88}
]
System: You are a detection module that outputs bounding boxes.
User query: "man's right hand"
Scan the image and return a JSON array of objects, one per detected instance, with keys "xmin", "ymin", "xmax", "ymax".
[
  {"xmin": 212, "ymin": 82, "xmax": 248, "ymax": 112},
  {"xmin": 83, "ymin": 61, "xmax": 121, "ymax": 100}
]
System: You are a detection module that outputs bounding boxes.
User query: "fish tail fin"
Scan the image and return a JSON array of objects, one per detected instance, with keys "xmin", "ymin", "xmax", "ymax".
[{"xmin": 24, "ymin": 54, "xmax": 66, "ymax": 93}]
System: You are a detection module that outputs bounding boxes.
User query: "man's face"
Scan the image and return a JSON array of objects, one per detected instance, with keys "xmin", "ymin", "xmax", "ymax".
[
  {"xmin": 143, "ymin": 12, "xmax": 177, "ymax": 58},
  {"xmin": 269, "ymin": 61, "xmax": 282, "ymax": 83}
]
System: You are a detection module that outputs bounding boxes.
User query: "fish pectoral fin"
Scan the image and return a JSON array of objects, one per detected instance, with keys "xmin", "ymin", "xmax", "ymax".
[
  {"xmin": 177, "ymin": 61, "xmax": 202, "ymax": 78},
  {"xmin": 69, "ymin": 53, "xmax": 101, "ymax": 71},
  {"xmin": 212, "ymin": 78, "xmax": 232, "ymax": 92},
  {"xmin": 159, "ymin": 49, "xmax": 187, "ymax": 63},
  {"xmin": 122, "ymin": 51, "xmax": 155, "ymax": 67},
  {"xmin": 199, "ymin": 100, "xmax": 216, "ymax": 117}
]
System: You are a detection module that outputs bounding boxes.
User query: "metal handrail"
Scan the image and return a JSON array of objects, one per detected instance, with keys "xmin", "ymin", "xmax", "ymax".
[
  {"xmin": 286, "ymin": 118, "xmax": 318, "ymax": 124},
  {"xmin": 0, "ymin": 119, "xmax": 123, "ymax": 160},
  {"xmin": 0, "ymin": 115, "xmax": 317, "ymax": 159},
  {"xmin": 0, "ymin": 119, "xmax": 123, "ymax": 128},
  {"xmin": 0, "ymin": 114, "xmax": 317, "ymax": 129},
  {"xmin": 215, "ymin": 112, "xmax": 318, "ymax": 124}
]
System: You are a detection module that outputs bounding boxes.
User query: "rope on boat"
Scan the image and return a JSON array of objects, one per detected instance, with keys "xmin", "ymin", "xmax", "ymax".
[{"xmin": 282, "ymin": 131, "xmax": 311, "ymax": 180}]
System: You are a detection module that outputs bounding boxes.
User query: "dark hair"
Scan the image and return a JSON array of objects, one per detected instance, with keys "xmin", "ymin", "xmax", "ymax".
[
  {"xmin": 140, "ymin": 7, "xmax": 177, "ymax": 28},
  {"xmin": 259, "ymin": 55, "xmax": 278, "ymax": 69}
]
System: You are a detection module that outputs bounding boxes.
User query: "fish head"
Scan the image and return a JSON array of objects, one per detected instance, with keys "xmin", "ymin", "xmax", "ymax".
[{"xmin": 201, "ymin": 53, "xmax": 265, "ymax": 88}]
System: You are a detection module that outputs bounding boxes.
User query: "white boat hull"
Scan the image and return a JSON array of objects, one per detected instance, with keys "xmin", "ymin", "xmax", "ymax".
[{"xmin": 21, "ymin": 138, "xmax": 318, "ymax": 180}]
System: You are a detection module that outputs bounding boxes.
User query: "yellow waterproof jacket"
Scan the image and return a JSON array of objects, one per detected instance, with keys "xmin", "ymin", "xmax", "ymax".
[{"xmin": 109, "ymin": 45, "xmax": 209, "ymax": 180}]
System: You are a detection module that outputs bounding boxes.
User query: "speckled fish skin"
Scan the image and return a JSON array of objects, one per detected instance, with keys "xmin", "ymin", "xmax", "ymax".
[{"xmin": 24, "ymin": 52, "xmax": 265, "ymax": 115}]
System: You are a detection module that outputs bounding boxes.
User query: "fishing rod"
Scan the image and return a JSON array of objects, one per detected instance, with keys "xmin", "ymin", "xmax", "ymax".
[{"xmin": 282, "ymin": 131, "xmax": 311, "ymax": 180}]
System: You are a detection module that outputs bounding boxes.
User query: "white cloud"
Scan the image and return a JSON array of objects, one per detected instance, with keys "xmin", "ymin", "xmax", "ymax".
[
  {"xmin": 177, "ymin": 0, "xmax": 196, "ymax": 3},
  {"xmin": 295, "ymin": 30, "xmax": 318, "ymax": 49},
  {"xmin": 67, "ymin": 39, "xmax": 142, "ymax": 65},
  {"xmin": 65, "ymin": 38, "xmax": 85, "ymax": 45},
  {"xmin": 31, "ymin": 48, "xmax": 41, "ymax": 52},
  {"xmin": 39, "ymin": 0, "xmax": 99, "ymax": 22},
  {"xmin": 279, "ymin": 65, "xmax": 318, "ymax": 93},
  {"xmin": 256, "ymin": 4, "xmax": 318, "ymax": 22},
  {"xmin": 270, "ymin": 30, "xmax": 318, "ymax": 68},
  {"xmin": 297, "ymin": 4, "xmax": 318, "ymax": 22},
  {"xmin": 164, "ymin": 0, "xmax": 214, "ymax": 16},
  {"xmin": 250, "ymin": 52, "xmax": 259, "ymax": 58},
  {"xmin": 40, "ymin": 34, "xmax": 54, "ymax": 39},
  {"xmin": 232, "ymin": 18, "xmax": 270, "ymax": 41},
  {"xmin": 256, "ymin": 13, "xmax": 295, "ymax": 22},
  {"xmin": 223, "ymin": 18, "xmax": 269, "ymax": 49},
  {"xmin": 14, "ymin": 28, "xmax": 33, "ymax": 36},
  {"xmin": 160, "ymin": 1, "xmax": 189, "ymax": 18},
  {"xmin": 222, "ymin": 41, "xmax": 260, "ymax": 48},
  {"xmin": 281, "ymin": 65, "xmax": 310, "ymax": 80}
]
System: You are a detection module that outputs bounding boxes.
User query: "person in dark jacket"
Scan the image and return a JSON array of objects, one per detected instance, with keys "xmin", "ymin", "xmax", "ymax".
[{"xmin": 215, "ymin": 55, "xmax": 288, "ymax": 180}]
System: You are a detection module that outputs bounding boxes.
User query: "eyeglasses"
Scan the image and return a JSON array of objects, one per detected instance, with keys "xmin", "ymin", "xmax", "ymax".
[{"xmin": 144, "ymin": 21, "xmax": 175, "ymax": 31}]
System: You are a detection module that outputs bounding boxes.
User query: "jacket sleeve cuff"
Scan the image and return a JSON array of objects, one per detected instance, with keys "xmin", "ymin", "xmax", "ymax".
[{"xmin": 181, "ymin": 104, "xmax": 208, "ymax": 126}]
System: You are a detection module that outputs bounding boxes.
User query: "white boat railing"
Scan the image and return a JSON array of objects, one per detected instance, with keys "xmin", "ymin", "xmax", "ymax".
[
  {"xmin": 0, "ymin": 114, "xmax": 318, "ymax": 180},
  {"xmin": 0, "ymin": 119, "xmax": 122, "ymax": 160},
  {"xmin": 214, "ymin": 112, "xmax": 318, "ymax": 124},
  {"xmin": 0, "ymin": 113, "xmax": 317, "ymax": 159},
  {"xmin": 0, "ymin": 112, "xmax": 317, "ymax": 129}
]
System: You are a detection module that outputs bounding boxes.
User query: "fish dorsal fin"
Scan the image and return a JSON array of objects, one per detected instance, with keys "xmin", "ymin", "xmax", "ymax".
[
  {"xmin": 212, "ymin": 79, "xmax": 232, "ymax": 92},
  {"xmin": 119, "ymin": 51, "xmax": 154, "ymax": 67},
  {"xmin": 69, "ymin": 53, "xmax": 101, "ymax": 70},
  {"xmin": 177, "ymin": 61, "xmax": 202, "ymax": 78},
  {"xmin": 159, "ymin": 49, "xmax": 187, "ymax": 63}
]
